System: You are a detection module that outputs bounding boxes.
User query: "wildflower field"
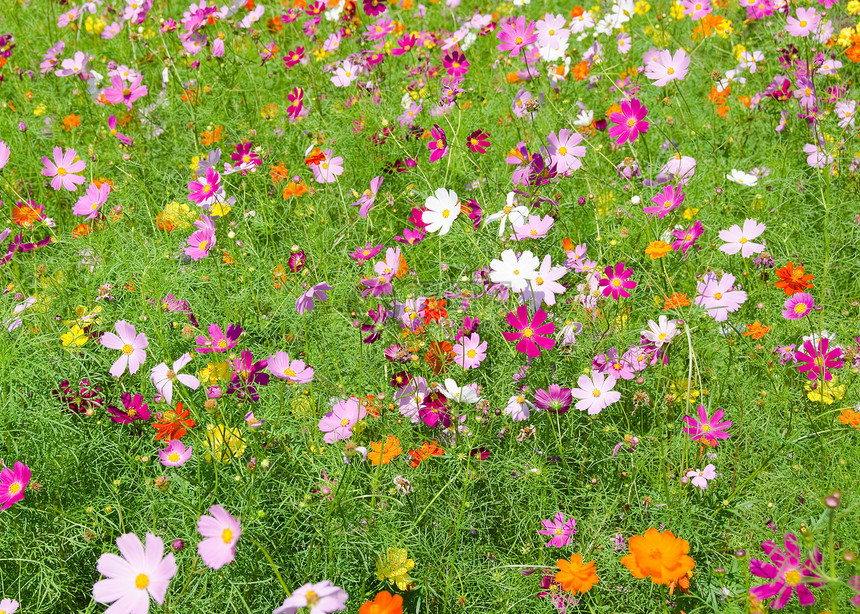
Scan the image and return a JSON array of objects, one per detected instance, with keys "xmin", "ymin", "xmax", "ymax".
[{"xmin": 2, "ymin": 0, "xmax": 860, "ymax": 612}]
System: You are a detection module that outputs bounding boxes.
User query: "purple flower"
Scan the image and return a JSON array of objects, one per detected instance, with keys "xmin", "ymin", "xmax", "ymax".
[
  {"xmin": 108, "ymin": 393, "xmax": 151, "ymax": 424},
  {"xmin": 296, "ymin": 282, "xmax": 333, "ymax": 315},
  {"xmin": 533, "ymin": 384, "xmax": 572, "ymax": 414},
  {"xmin": 750, "ymin": 533, "xmax": 823, "ymax": 609}
]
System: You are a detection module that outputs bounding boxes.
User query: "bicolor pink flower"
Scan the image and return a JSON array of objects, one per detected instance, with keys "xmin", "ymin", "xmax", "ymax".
[
  {"xmin": 267, "ymin": 351, "xmax": 315, "ymax": 383},
  {"xmin": 185, "ymin": 225, "xmax": 215, "ymax": 261},
  {"xmin": 195, "ymin": 323, "xmax": 242, "ymax": 353},
  {"xmin": 92, "ymin": 533, "xmax": 178, "ymax": 613},
  {"xmin": 538, "ymin": 512, "xmax": 577, "ymax": 548},
  {"xmin": 718, "ymin": 218, "xmax": 766, "ymax": 258},
  {"xmin": 785, "ymin": 7, "xmax": 820, "ymax": 37},
  {"xmin": 534, "ymin": 385, "xmax": 572, "ymax": 414},
  {"xmin": 599, "ymin": 262, "xmax": 637, "ymax": 300},
  {"xmin": 318, "ymin": 397, "xmax": 366, "ymax": 444},
  {"xmin": 159, "ymin": 440, "xmax": 192, "ymax": 467},
  {"xmin": 608, "ymin": 98, "xmax": 649, "ymax": 145},
  {"xmin": 795, "ymin": 338, "xmax": 843, "ymax": 382},
  {"xmin": 188, "ymin": 166, "xmax": 221, "ymax": 206},
  {"xmin": 644, "ymin": 49, "xmax": 690, "ymax": 86},
  {"xmin": 101, "ymin": 320, "xmax": 149, "ymax": 377},
  {"xmin": 686, "ymin": 464, "xmax": 716, "ymax": 489},
  {"xmin": 782, "ymin": 293, "xmax": 814, "ymax": 320},
  {"xmin": 682, "ymin": 405, "xmax": 732, "ymax": 445},
  {"xmin": 0, "ymin": 462, "xmax": 30, "ymax": 510},
  {"xmin": 41, "ymin": 146, "xmax": 86, "ymax": 191},
  {"xmin": 750, "ymin": 533, "xmax": 823, "ymax": 609},
  {"xmin": 695, "ymin": 272, "xmax": 747, "ymax": 321},
  {"xmin": 571, "ymin": 372, "xmax": 620, "ymax": 415},
  {"xmin": 443, "ymin": 50, "xmax": 469, "ymax": 78},
  {"xmin": 452, "ymin": 333, "xmax": 487, "ymax": 369},
  {"xmin": 644, "ymin": 183, "xmax": 685, "ymax": 219},
  {"xmin": 496, "ymin": 16, "xmax": 537, "ymax": 57},
  {"xmin": 103, "ymin": 74, "xmax": 148, "ymax": 110},
  {"xmin": 151, "ymin": 353, "xmax": 200, "ymax": 405},
  {"xmin": 547, "ymin": 129, "xmax": 585, "ymax": 174},
  {"xmin": 197, "ymin": 505, "xmax": 241, "ymax": 570},
  {"xmin": 73, "ymin": 182, "xmax": 111, "ymax": 220},
  {"xmin": 502, "ymin": 305, "xmax": 556, "ymax": 358},
  {"xmin": 296, "ymin": 282, "xmax": 333, "ymax": 314}
]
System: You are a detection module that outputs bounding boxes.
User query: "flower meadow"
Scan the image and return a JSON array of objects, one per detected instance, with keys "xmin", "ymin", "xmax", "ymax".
[{"xmin": 3, "ymin": 0, "xmax": 860, "ymax": 612}]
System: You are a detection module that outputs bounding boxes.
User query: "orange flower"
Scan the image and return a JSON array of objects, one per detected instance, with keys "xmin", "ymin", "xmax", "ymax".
[
  {"xmin": 304, "ymin": 147, "xmax": 326, "ymax": 166},
  {"xmin": 663, "ymin": 293, "xmax": 691, "ymax": 310},
  {"xmin": 200, "ymin": 125, "xmax": 223, "ymax": 145},
  {"xmin": 555, "ymin": 555, "xmax": 599, "ymax": 594},
  {"xmin": 272, "ymin": 264, "xmax": 287, "ymax": 289},
  {"xmin": 774, "ymin": 261, "xmax": 814, "ymax": 296},
  {"xmin": 562, "ymin": 238, "xmax": 575, "ymax": 253},
  {"xmin": 73, "ymin": 223, "xmax": 92, "ymax": 238},
  {"xmin": 153, "ymin": 402, "xmax": 196, "ymax": 442},
  {"xmin": 605, "ymin": 103, "xmax": 622, "ymax": 118},
  {"xmin": 425, "ymin": 340, "xmax": 454, "ymax": 375},
  {"xmin": 368, "ymin": 435, "xmax": 402, "ymax": 465},
  {"xmin": 11, "ymin": 202, "xmax": 43, "ymax": 228},
  {"xmin": 838, "ymin": 408, "xmax": 860, "ymax": 429},
  {"xmin": 359, "ymin": 591, "xmax": 403, "ymax": 614},
  {"xmin": 181, "ymin": 88, "xmax": 200, "ymax": 105},
  {"xmin": 621, "ymin": 528, "xmax": 695, "ymax": 586},
  {"xmin": 645, "ymin": 241, "xmax": 673, "ymax": 260},
  {"xmin": 423, "ymin": 296, "xmax": 448, "ymax": 324},
  {"xmin": 743, "ymin": 321, "xmax": 770, "ymax": 339},
  {"xmin": 269, "ymin": 163, "xmax": 290, "ymax": 184},
  {"xmin": 282, "ymin": 180, "xmax": 308, "ymax": 199},
  {"xmin": 408, "ymin": 440, "xmax": 445, "ymax": 467},
  {"xmin": 571, "ymin": 60, "xmax": 589, "ymax": 81},
  {"xmin": 62, "ymin": 114, "xmax": 81, "ymax": 131},
  {"xmin": 570, "ymin": 5, "xmax": 584, "ymax": 17}
]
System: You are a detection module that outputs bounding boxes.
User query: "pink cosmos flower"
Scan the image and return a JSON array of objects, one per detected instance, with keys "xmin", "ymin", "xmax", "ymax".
[
  {"xmin": 318, "ymin": 397, "xmax": 366, "ymax": 444},
  {"xmin": 273, "ymin": 581, "xmax": 348, "ymax": 614},
  {"xmin": 197, "ymin": 505, "xmax": 241, "ymax": 570},
  {"xmin": 108, "ymin": 393, "xmax": 151, "ymax": 424},
  {"xmin": 0, "ymin": 462, "xmax": 30, "ymax": 510},
  {"xmin": 267, "ymin": 351, "xmax": 315, "ymax": 383},
  {"xmin": 350, "ymin": 242, "xmax": 383, "ymax": 261},
  {"xmin": 686, "ymin": 464, "xmax": 716, "ymax": 489},
  {"xmin": 795, "ymin": 338, "xmax": 843, "ymax": 382},
  {"xmin": 452, "ymin": 333, "xmax": 487, "ymax": 369},
  {"xmin": 310, "ymin": 149, "xmax": 344, "ymax": 184},
  {"xmin": 185, "ymin": 224, "xmax": 215, "ymax": 261},
  {"xmin": 58, "ymin": 6, "xmax": 80, "ymax": 27},
  {"xmin": 803, "ymin": 142, "xmax": 833, "ymax": 169},
  {"xmin": 0, "ymin": 599, "xmax": 18, "ymax": 614},
  {"xmin": 750, "ymin": 533, "xmax": 823, "ymax": 609},
  {"xmin": 188, "ymin": 166, "xmax": 221, "ymax": 206},
  {"xmin": 682, "ymin": 405, "xmax": 732, "ymax": 445},
  {"xmin": 608, "ymin": 98, "xmax": 649, "ymax": 145},
  {"xmin": 534, "ymin": 385, "xmax": 572, "ymax": 414},
  {"xmin": 41, "ymin": 146, "xmax": 86, "ymax": 191},
  {"xmin": 350, "ymin": 176, "xmax": 383, "ymax": 218},
  {"xmin": 428, "ymin": 124, "xmax": 448, "ymax": 163},
  {"xmin": 92, "ymin": 533, "xmax": 178, "ymax": 613},
  {"xmin": 502, "ymin": 305, "xmax": 556, "ymax": 358},
  {"xmin": 511, "ymin": 214, "xmax": 554, "ymax": 240},
  {"xmin": 195, "ymin": 323, "xmax": 242, "ymax": 353},
  {"xmin": 55, "ymin": 51, "xmax": 90, "ymax": 77},
  {"xmin": 547, "ymin": 129, "xmax": 585, "ymax": 174},
  {"xmin": 150, "ymin": 353, "xmax": 200, "ymax": 405},
  {"xmin": 505, "ymin": 394, "xmax": 535, "ymax": 421},
  {"xmin": 496, "ymin": 16, "xmax": 537, "ymax": 58},
  {"xmin": 718, "ymin": 218, "xmax": 766, "ymax": 258},
  {"xmin": 101, "ymin": 320, "xmax": 149, "ymax": 378},
  {"xmin": 695, "ymin": 272, "xmax": 747, "ymax": 321},
  {"xmin": 644, "ymin": 183, "xmax": 685, "ymax": 219},
  {"xmin": 785, "ymin": 7, "xmax": 820, "ymax": 37},
  {"xmin": 644, "ymin": 49, "xmax": 690, "ymax": 87},
  {"xmin": 571, "ymin": 372, "xmax": 620, "ymax": 415},
  {"xmin": 159, "ymin": 440, "xmax": 192, "ymax": 467},
  {"xmin": 680, "ymin": 0, "xmax": 711, "ymax": 19},
  {"xmin": 296, "ymin": 282, "xmax": 333, "ymax": 315},
  {"xmin": 0, "ymin": 139, "xmax": 10, "ymax": 170},
  {"xmin": 599, "ymin": 262, "xmax": 637, "ymax": 300},
  {"xmin": 72, "ymin": 182, "xmax": 111, "ymax": 220},
  {"xmin": 330, "ymin": 60, "xmax": 360, "ymax": 87},
  {"xmin": 443, "ymin": 50, "xmax": 469, "ymax": 79},
  {"xmin": 671, "ymin": 221, "xmax": 703, "ymax": 255},
  {"xmin": 539, "ymin": 512, "xmax": 577, "ymax": 548},
  {"xmin": 782, "ymin": 293, "xmax": 815, "ymax": 320},
  {"xmin": 103, "ymin": 74, "xmax": 148, "ymax": 110}
]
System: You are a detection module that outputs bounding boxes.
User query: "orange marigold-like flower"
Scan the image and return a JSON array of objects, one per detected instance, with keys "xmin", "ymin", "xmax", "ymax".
[
  {"xmin": 282, "ymin": 180, "xmax": 308, "ymax": 199},
  {"xmin": 743, "ymin": 321, "xmax": 770, "ymax": 339},
  {"xmin": 621, "ymin": 528, "xmax": 695, "ymax": 586},
  {"xmin": 774, "ymin": 261, "xmax": 814, "ymax": 296},
  {"xmin": 408, "ymin": 440, "xmax": 445, "ymax": 467},
  {"xmin": 663, "ymin": 293, "xmax": 691, "ymax": 310},
  {"xmin": 62, "ymin": 114, "xmax": 81, "ymax": 131},
  {"xmin": 645, "ymin": 241, "xmax": 673, "ymax": 260},
  {"xmin": 200, "ymin": 125, "xmax": 223, "ymax": 145},
  {"xmin": 368, "ymin": 435, "xmax": 402, "ymax": 465},
  {"xmin": 269, "ymin": 163, "xmax": 290, "ymax": 184},
  {"xmin": 73, "ymin": 223, "xmax": 92, "ymax": 238},
  {"xmin": 423, "ymin": 296, "xmax": 448, "ymax": 324},
  {"xmin": 425, "ymin": 340, "xmax": 454, "ymax": 375},
  {"xmin": 838, "ymin": 408, "xmax": 860, "ymax": 429},
  {"xmin": 555, "ymin": 554, "xmax": 599, "ymax": 594},
  {"xmin": 359, "ymin": 591, "xmax": 403, "ymax": 614},
  {"xmin": 571, "ymin": 60, "xmax": 590, "ymax": 81},
  {"xmin": 153, "ymin": 402, "xmax": 196, "ymax": 442}
]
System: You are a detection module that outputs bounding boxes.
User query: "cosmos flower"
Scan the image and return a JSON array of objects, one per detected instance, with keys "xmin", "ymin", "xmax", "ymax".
[
  {"xmin": 539, "ymin": 512, "xmax": 577, "ymax": 548},
  {"xmin": 718, "ymin": 219, "xmax": 766, "ymax": 258},
  {"xmin": 749, "ymin": 533, "xmax": 823, "ymax": 609},
  {"xmin": 682, "ymin": 405, "xmax": 732, "ymax": 445},
  {"xmin": 0, "ymin": 462, "xmax": 30, "ymax": 510},
  {"xmin": 608, "ymin": 98, "xmax": 649, "ymax": 145},
  {"xmin": 197, "ymin": 505, "xmax": 241, "ymax": 570},
  {"xmin": 502, "ymin": 305, "xmax": 556, "ymax": 358},
  {"xmin": 41, "ymin": 147, "xmax": 86, "ymax": 191},
  {"xmin": 101, "ymin": 320, "xmax": 149, "ymax": 377},
  {"xmin": 571, "ymin": 372, "xmax": 620, "ymax": 414}
]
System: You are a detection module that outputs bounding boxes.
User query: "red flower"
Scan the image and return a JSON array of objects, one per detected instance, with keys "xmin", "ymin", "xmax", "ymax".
[{"xmin": 153, "ymin": 402, "xmax": 196, "ymax": 442}]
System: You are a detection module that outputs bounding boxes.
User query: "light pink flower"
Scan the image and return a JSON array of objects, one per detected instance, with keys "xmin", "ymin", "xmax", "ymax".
[
  {"xmin": 718, "ymin": 218, "xmax": 765, "ymax": 258},
  {"xmin": 150, "ymin": 353, "xmax": 200, "ymax": 405},
  {"xmin": 197, "ymin": 505, "xmax": 241, "ymax": 570},
  {"xmin": 73, "ymin": 182, "xmax": 111, "ymax": 220},
  {"xmin": 101, "ymin": 320, "xmax": 149, "ymax": 377},
  {"xmin": 41, "ymin": 146, "xmax": 86, "ymax": 191},
  {"xmin": 318, "ymin": 397, "xmax": 366, "ymax": 444},
  {"xmin": 644, "ymin": 49, "xmax": 690, "ymax": 87},
  {"xmin": 267, "ymin": 351, "xmax": 315, "ymax": 383},
  {"xmin": 452, "ymin": 333, "xmax": 487, "ymax": 369},
  {"xmin": 571, "ymin": 372, "xmax": 620, "ymax": 415},
  {"xmin": 159, "ymin": 440, "xmax": 192, "ymax": 467}
]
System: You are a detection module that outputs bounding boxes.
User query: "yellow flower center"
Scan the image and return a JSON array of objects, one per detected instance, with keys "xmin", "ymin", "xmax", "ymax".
[
  {"xmin": 222, "ymin": 528, "xmax": 233, "ymax": 544},
  {"xmin": 467, "ymin": 349, "xmax": 476, "ymax": 358},
  {"xmin": 658, "ymin": 332, "xmax": 667, "ymax": 340},
  {"xmin": 122, "ymin": 344, "xmax": 134, "ymax": 355},
  {"xmin": 627, "ymin": 118, "xmax": 636, "ymax": 127},
  {"xmin": 592, "ymin": 389, "xmax": 601, "ymax": 397},
  {"xmin": 57, "ymin": 167, "xmax": 67, "ymax": 176},
  {"xmin": 442, "ymin": 209, "xmax": 450, "ymax": 218},
  {"xmin": 783, "ymin": 568, "xmax": 801, "ymax": 586},
  {"xmin": 284, "ymin": 368, "xmax": 296, "ymax": 377},
  {"xmin": 522, "ymin": 327, "xmax": 533, "ymax": 338},
  {"xmin": 667, "ymin": 67, "xmax": 675, "ymax": 75},
  {"xmin": 555, "ymin": 527, "xmax": 563, "ymax": 535},
  {"xmin": 198, "ymin": 240, "xmax": 208, "ymax": 251},
  {"xmin": 135, "ymin": 573, "xmax": 149, "ymax": 589},
  {"xmin": 503, "ymin": 205, "xmax": 512, "ymax": 214},
  {"xmin": 739, "ymin": 237, "xmax": 748, "ymax": 244},
  {"xmin": 217, "ymin": 339, "xmax": 227, "ymax": 348},
  {"xmin": 535, "ymin": 277, "xmax": 544, "ymax": 285},
  {"xmin": 341, "ymin": 418, "xmax": 350, "ymax": 426},
  {"xmin": 713, "ymin": 292, "xmax": 722, "ymax": 300},
  {"xmin": 203, "ymin": 184, "xmax": 212, "ymax": 193},
  {"xmin": 558, "ymin": 146, "xmax": 567, "ymax": 155},
  {"xmin": 514, "ymin": 36, "xmax": 523, "ymax": 44},
  {"xmin": 700, "ymin": 423, "xmax": 711, "ymax": 432},
  {"xmin": 306, "ymin": 590, "xmax": 320, "ymax": 605},
  {"xmin": 168, "ymin": 453, "xmax": 180, "ymax": 462},
  {"xmin": 794, "ymin": 303, "xmax": 807, "ymax": 315},
  {"xmin": 799, "ymin": 20, "xmax": 808, "ymax": 27},
  {"xmin": 8, "ymin": 482, "xmax": 21, "ymax": 495},
  {"xmin": 612, "ymin": 278, "xmax": 622, "ymax": 287}
]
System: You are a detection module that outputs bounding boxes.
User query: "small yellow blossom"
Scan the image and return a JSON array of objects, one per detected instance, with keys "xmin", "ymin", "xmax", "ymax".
[
  {"xmin": 670, "ymin": 2, "xmax": 685, "ymax": 19},
  {"xmin": 805, "ymin": 380, "xmax": 845, "ymax": 405},
  {"xmin": 375, "ymin": 548, "xmax": 416, "ymax": 591},
  {"xmin": 198, "ymin": 361, "xmax": 232, "ymax": 385},
  {"xmin": 205, "ymin": 424, "xmax": 247, "ymax": 463},
  {"xmin": 61, "ymin": 324, "xmax": 88, "ymax": 348},
  {"xmin": 683, "ymin": 207, "xmax": 699, "ymax": 219},
  {"xmin": 634, "ymin": 0, "xmax": 650, "ymax": 14}
]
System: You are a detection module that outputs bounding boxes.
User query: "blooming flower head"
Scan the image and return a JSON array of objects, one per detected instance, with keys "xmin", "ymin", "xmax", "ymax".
[
  {"xmin": 318, "ymin": 397, "xmax": 366, "ymax": 444},
  {"xmin": 422, "ymin": 188, "xmax": 460, "ymax": 235},
  {"xmin": 642, "ymin": 315, "xmax": 678, "ymax": 347},
  {"xmin": 599, "ymin": 262, "xmax": 637, "ymax": 300},
  {"xmin": 571, "ymin": 372, "xmax": 620, "ymax": 415},
  {"xmin": 621, "ymin": 528, "xmax": 695, "ymax": 586},
  {"xmin": 195, "ymin": 323, "xmax": 242, "ymax": 354},
  {"xmin": 101, "ymin": 320, "xmax": 149, "ymax": 378},
  {"xmin": 785, "ymin": 6, "xmax": 820, "ymax": 37},
  {"xmin": 466, "ymin": 130, "xmax": 490, "ymax": 154},
  {"xmin": 351, "ymin": 176, "xmax": 383, "ymax": 219},
  {"xmin": 452, "ymin": 333, "xmax": 487, "ymax": 369},
  {"xmin": 158, "ymin": 440, "xmax": 192, "ymax": 467},
  {"xmin": 41, "ymin": 146, "xmax": 86, "ymax": 191},
  {"xmin": 108, "ymin": 393, "xmax": 151, "ymax": 424},
  {"xmin": 296, "ymin": 282, "xmax": 333, "ymax": 315},
  {"xmin": 782, "ymin": 293, "xmax": 815, "ymax": 320},
  {"xmin": 359, "ymin": 591, "xmax": 402, "ymax": 614},
  {"xmin": 73, "ymin": 182, "xmax": 111, "ymax": 220},
  {"xmin": 718, "ymin": 218, "xmax": 766, "ymax": 258},
  {"xmin": 644, "ymin": 184, "xmax": 685, "ymax": 219},
  {"xmin": 726, "ymin": 169, "xmax": 758, "ymax": 185},
  {"xmin": 671, "ymin": 221, "xmax": 703, "ymax": 255},
  {"xmin": 153, "ymin": 402, "xmax": 196, "ymax": 442},
  {"xmin": 539, "ymin": 512, "xmax": 576, "ymax": 548},
  {"xmin": 695, "ymin": 272, "xmax": 747, "ymax": 321},
  {"xmin": 0, "ymin": 599, "xmax": 19, "ymax": 614},
  {"xmin": 92, "ymin": 533, "xmax": 178, "ymax": 613},
  {"xmin": 0, "ymin": 462, "xmax": 30, "ymax": 510},
  {"xmin": 151, "ymin": 353, "xmax": 200, "ymax": 405},
  {"xmin": 686, "ymin": 464, "xmax": 716, "ymax": 489},
  {"xmin": 267, "ymin": 351, "xmax": 314, "ymax": 383},
  {"xmin": 502, "ymin": 305, "xmax": 556, "ymax": 358},
  {"xmin": 496, "ymin": 16, "xmax": 538, "ymax": 57},
  {"xmin": 682, "ymin": 405, "xmax": 732, "ymax": 445},
  {"xmin": 534, "ymin": 384, "xmax": 572, "ymax": 414},
  {"xmin": 644, "ymin": 49, "xmax": 690, "ymax": 86},
  {"xmin": 427, "ymin": 124, "xmax": 448, "ymax": 163},
  {"xmin": 368, "ymin": 436, "xmax": 403, "ymax": 465},
  {"xmin": 375, "ymin": 547, "xmax": 415, "ymax": 591},
  {"xmin": 774, "ymin": 262, "xmax": 814, "ymax": 296},
  {"xmin": 795, "ymin": 338, "xmax": 843, "ymax": 382},
  {"xmin": 274, "ymin": 581, "xmax": 349, "ymax": 614},
  {"xmin": 750, "ymin": 533, "xmax": 823, "ymax": 609},
  {"xmin": 608, "ymin": 98, "xmax": 649, "ymax": 145},
  {"xmin": 197, "ymin": 505, "xmax": 241, "ymax": 570},
  {"xmin": 555, "ymin": 554, "xmax": 598, "ymax": 594}
]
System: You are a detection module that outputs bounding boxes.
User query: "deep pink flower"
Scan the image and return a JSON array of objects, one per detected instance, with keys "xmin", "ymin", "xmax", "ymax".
[
  {"xmin": 195, "ymin": 323, "xmax": 242, "ymax": 353},
  {"xmin": 599, "ymin": 262, "xmax": 637, "ymax": 299},
  {"xmin": 644, "ymin": 184, "xmax": 685, "ymax": 219},
  {"xmin": 682, "ymin": 405, "xmax": 731, "ymax": 445},
  {"xmin": 671, "ymin": 221, "xmax": 703, "ymax": 255},
  {"xmin": 188, "ymin": 166, "xmax": 221, "ymax": 206},
  {"xmin": 538, "ymin": 512, "xmax": 576, "ymax": 548},
  {"xmin": 502, "ymin": 305, "xmax": 556, "ymax": 358},
  {"xmin": 103, "ymin": 74, "xmax": 148, "ymax": 110},
  {"xmin": 608, "ymin": 98, "xmax": 649, "ymax": 145},
  {"xmin": 0, "ymin": 461, "xmax": 30, "ymax": 510},
  {"xmin": 750, "ymin": 533, "xmax": 823, "ymax": 609},
  {"xmin": 782, "ymin": 293, "xmax": 814, "ymax": 320},
  {"xmin": 496, "ymin": 16, "xmax": 537, "ymax": 58},
  {"xmin": 443, "ymin": 50, "xmax": 469, "ymax": 78},
  {"xmin": 108, "ymin": 393, "xmax": 151, "ymax": 424},
  {"xmin": 428, "ymin": 124, "xmax": 448, "ymax": 163},
  {"xmin": 795, "ymin": 338, "xmax": 843, "ymax": 381}
]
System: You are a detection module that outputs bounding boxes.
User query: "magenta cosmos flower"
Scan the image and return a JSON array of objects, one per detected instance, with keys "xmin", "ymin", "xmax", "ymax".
[
  {"xmin": 644, "ymin": 49, "xmax": 690, "ymax": 87},
  {"xmin": 103, "ymin": 74, "xmax": 148, "ymax": 110},
  {"xmin": 108, "ymin": 393, "xmax": 151, "ymax": 424},
  {"xmin": 534, "ymin": 384, "xmax": 572, "ymax": 414},
  {"xmin": 197, "ymin": 504, "xmax": 241, "ymax": 570},
  {"xmin": 496, "ymin": 16, "xmax": 537, "ymax": 58},
  {"xmin": 273, "ymin": 580, "xmax": 348, "ymax": 614},
  {"xmin": 682, "ymin": 405, "xmax": 731, "ymax": 445},
  {"xmin": 0, "ymin": 461, "xmax": 30, "ymax": 510},
  {"xmin": 718, "ymin": 218, "xmax": 766, "ymax": 258},
  {"xmin": 644, "ymin": 184, "xmax": 685, "ymax": 219},
  {"xmin": 267, "ymin": 351, "xmax": 315, "ymax": 383},
  {"xmin": 195, "ymin": 323, "xmax": 242, "ymax": 353},
  {"xmin": 782, "ymin": 293, "xmax": 815, "ymax": 320},
  {"xmin": 73, "ymin": 182, "xmax": 111, "ymax": 220},
  {"xmin": 538, "ymin": 512, "xmax": 577, "ymax": 548},
  {"xmin": 443, "ymin": 50, "xmax": 469, "ymax": 79},
  {"xmin": 159, "ymin": 440, "xmax": 192, "ymax": 467},
  {"xmin": 750, "ymin": 533, "xmax": 823, "ymax": 609},
  {"xmin": 92, "ymin": 533, "xmax": 178, "ymax": 613},
  {"xmin": 671, "ymin": 221, "xmax": 703, "ymax": 255},
  {"xmin": 795, "ymin": 338, "xmax": 843, "ymax": 382},
  {"xmin": 101, "ymin": 320, "xmax": 148, "ymax": 378},
  {"xmin": 318, "ymin": 397, "xmax": 366, "ymax": 444},
  {"xmin": 608, "ymin": 98, "xmax": 649, "ymax": 145},
  {"xmin": 695, "ymin": 272, "xmax": 747, "ymax": 322},
  {"xmin": 599, "ymin": 262, "xmax": 637, "ymax": 300},
  {"xmin": 428, "ymin": 124, "xmax": 448, "ymax": 163},
  {"xmin": 571, "ymin": 372, "xmax": 620, "ymax": 414},
  {"xmin": 502, "ymin": 305, "xmax": 556, "ymax": 358},
  {"xmin": 350, "ymin": 175, "xmax": 383, "ymax": 218},
  {"xmin": 41, "ymin": 146, "xmax": 86, "ymax": 191},
  {"xmin": 188, "ymin": 166, "xmax": 221, "ymax": 206}
]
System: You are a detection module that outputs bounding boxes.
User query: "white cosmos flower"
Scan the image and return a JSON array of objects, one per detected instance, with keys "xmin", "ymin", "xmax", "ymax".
[
  {"xmin": 484, "ymin": 192, "xmax": 529, "ymax": 237},
  {"xmin": 490, "ymin": 249, "xmax": 539, "ymax": 292},
  {"xmin": 725, "ymin": 169, "xmax": 758, "ymax": 186},
  {"xmin": 422, "ymin": 187, "xmax": 460, "ymax": 235}
]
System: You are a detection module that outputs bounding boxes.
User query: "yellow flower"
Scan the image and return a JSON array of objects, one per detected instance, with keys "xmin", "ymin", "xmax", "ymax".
[
  {"xmin": 292, "ymin": 395, "xmax": 313, "ymax": 417},
  {"xmin": 84, "ymin": 16, "xmax": 106, "ymax": 34},
  {"xmin": 847, "ymin": 0, "xmax": 860, "ymax": 15},
  {"xmin": 375, "ymin": 548, "xmax": 415, "ymax": 591},
  {"xmin": 61, "ymin": 324, "xmax": 88, "ymax": 347},
  {"xmin": 198, "ymin": 361, "xmax": 232, "ymax": 385},
  {"xmin": 210, "ymin": 201, "xmax": 232, "ymax": 218},
  {"xmin": 205, "ymin": 424, "xmax": 247, "ymax": 463},
  {"xmin": 634, "ymin": 0, "xmax": 650, "ymax": 14},
  {"xmin": 733, "ymin": 44, "xmax": 747, "ymax": 61},
  {"xmin": 805, "ymin": 380, "xmax": 845, "ymax": 405},
  {"xmin": 645, "ymin": 240, "xmax": 673, "ymax": 260},
  {"xmin": 670, "ymin": 2, "xmax": 685, "ymax": 19},
  {"xmin": 683, "ymin": 207, "xmax": 699, "ymax": 219},
  {"xmin": 189, "ymin": 156, "xmax": 200, "ymax": 171},
  {"xmin": 669, "ymin": 379, "xmax": 699, "ymax": 403},
  {"xmin": 34, "ymin": 103, "xmax": 46, "ymax": 116}
]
